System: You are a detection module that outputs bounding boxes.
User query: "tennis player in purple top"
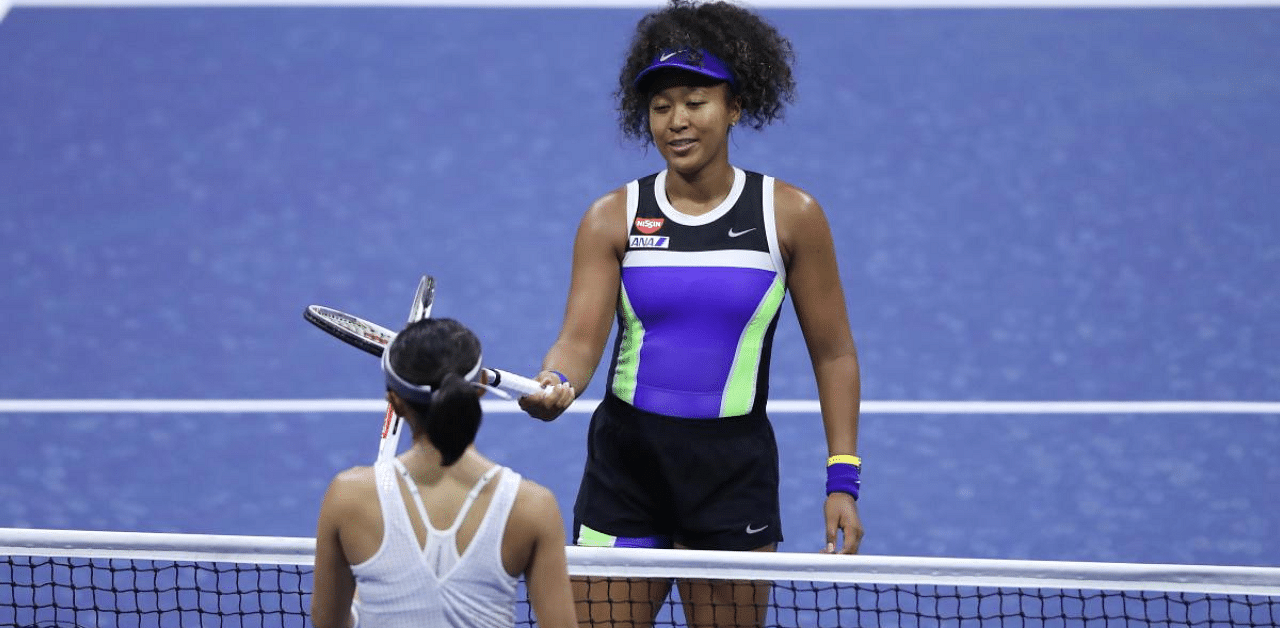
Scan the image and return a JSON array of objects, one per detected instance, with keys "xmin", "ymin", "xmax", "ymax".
[{"xmin": 519, "ymin": 2, "xmax": 864, "ymax": 626}]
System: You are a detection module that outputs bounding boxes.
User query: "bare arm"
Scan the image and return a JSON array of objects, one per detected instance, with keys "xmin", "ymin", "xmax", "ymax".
[
  {"xmin": 311, "ymin": 474, "xmax": 358, "ymax": 628},
  {"xmin": 520, "ymin": 189, "xmax": 627, "ymax": 421},
  {"xmin": 514, "ymin": 483, "xmax": 581, "ymax": 628},
  {"xmin": 776, "ymin": 181, "xmax": 865, "ymax": 554}
]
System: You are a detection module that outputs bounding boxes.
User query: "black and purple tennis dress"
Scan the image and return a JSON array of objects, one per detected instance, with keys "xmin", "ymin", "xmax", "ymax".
[
  {"xmin": 573, "ymin": 167, "xmax": 787, "ymax": 551},
  {"xmin": 608, "ymin": 166, "xmax": 787, "ymax": 418}
]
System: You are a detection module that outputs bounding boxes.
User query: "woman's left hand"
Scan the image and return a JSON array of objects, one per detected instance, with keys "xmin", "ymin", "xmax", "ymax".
[{"xmin": 823, "ymin": 492, "xmax": 863, "ymax": 554}]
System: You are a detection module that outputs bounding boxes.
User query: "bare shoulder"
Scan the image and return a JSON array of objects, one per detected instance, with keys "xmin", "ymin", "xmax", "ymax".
[
  {"xmin": 771, "ymin": 178, "xmax": 832, "ymax": 260},
  {"xmin": 772, "ymin": 178, "xmax": 824, "ymax": 217},
  {"xmin": 502, "ymin": 478, "xmax": 566, "ymax": 563},
  {"xmin": 581, "ymin": 185, "xmax": 629, "ymax": 231},
  {"xmin": 589, "ymin": 185, "xmax": 629, "ymax": 216},
  {"xmin": 323, "ymin": 465, "xmax": 377, "ymax": 512},
  {"xmin": 512, "ymin": 478, "xmax": 563, "ymax": 522},
  {"xmin": 499, "ymin": 476, "xmax": 568, "ymax": 579},
  {"xmin": 331, "ymin": 464, "xmax": 376, "ymax": 487},
  {"xmin": 507, "ymin": 478, "xmax": 567, "ymax": 543},
  {"xmin": 575, "ymin": 184, "xmax": 630, "ymax": 257}
]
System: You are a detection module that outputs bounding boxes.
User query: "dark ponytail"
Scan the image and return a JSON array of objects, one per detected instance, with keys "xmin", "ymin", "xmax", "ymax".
[
  {"xmin": 386, "ymin": 318, "xmax": 484, "ymax": 467},
  {"xmin": 420, "ymin": 372, "xmax": 482, "ymax": 466}
]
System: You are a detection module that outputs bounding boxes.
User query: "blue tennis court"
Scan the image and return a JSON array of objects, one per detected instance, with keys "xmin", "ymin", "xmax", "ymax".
[{"xmin": 0, "ymin": 3, "xmax": 1277, "ymax": 568}]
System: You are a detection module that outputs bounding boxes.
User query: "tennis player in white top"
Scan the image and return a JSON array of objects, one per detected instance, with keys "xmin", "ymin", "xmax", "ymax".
[{"xmin": 311, "ymin": 317, "xmax": 577, "ymax": 628}]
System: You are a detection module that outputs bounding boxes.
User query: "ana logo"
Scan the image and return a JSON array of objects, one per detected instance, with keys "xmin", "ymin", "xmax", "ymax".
[
  {"xmin": 629, "ymin": 235, "xmax": 670, "ymax": 249},
  {"xmin": 634, "ymin": 217, "xmax": 665, "ymax": 235}
]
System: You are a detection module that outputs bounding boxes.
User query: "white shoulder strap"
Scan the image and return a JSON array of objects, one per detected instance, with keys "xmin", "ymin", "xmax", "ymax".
[
  {"xmin": 625, "ymin": 178, "xmax": 641, "ymax": 228},
  {"xmin": 391, "ymin": 459, "xmax": 434, "ymax": 536},
  {"xmin": 442, "ymin": 465, "xmax": 502, "ymax": 534},
  {"xmin": 762, "ymin": 174, "xmax": 786, "ymax": 282},
  {"xmin": 389, "ymin": 461, "xmax": 505, "ymax": 543}
]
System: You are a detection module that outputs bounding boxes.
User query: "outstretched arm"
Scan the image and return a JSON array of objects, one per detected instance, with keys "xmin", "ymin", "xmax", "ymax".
[
  {"xmin": 520, "ymin": 189, "xmax": 628, "ymax": 421},
  {"xmin": 776, "ymin": 181, "xmax": 864, "ymax": 555}
]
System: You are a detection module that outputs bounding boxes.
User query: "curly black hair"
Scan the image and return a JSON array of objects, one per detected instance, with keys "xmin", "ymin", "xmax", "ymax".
[{"xmin": 616, "ymin": 0, "xmax": 796, "ymax": 143}]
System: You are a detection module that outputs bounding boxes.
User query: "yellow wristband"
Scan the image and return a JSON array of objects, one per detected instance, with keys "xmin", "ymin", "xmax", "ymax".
[{"xmin": 827, "ymin": 454, "xmax": 862, "ymax": 467}]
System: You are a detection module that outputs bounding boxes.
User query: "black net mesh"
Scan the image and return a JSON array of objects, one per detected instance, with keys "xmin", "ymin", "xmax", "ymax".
[{"xmin": 3, "ymin": 554, "xmax": 1278, "ymax": 627}]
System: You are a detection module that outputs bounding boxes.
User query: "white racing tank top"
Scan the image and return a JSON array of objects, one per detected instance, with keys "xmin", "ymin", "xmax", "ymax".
[{"xmin": 350, "ymin": 460, "xmax": 521, "ymax": 628}]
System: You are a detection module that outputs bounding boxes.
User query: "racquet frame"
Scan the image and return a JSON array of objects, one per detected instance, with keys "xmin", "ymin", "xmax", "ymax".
[{"xmin": 303, "ymin": 276, "xmax": 546, "ymax": 462}]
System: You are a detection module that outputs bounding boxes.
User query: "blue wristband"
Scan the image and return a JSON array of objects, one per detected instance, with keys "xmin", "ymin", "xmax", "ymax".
[
  {"xmin": 826, "ymin": 458, "xmax": 861, "ymax": 501},
  {"xmin": 547, "ymin": 370, "xmax": 569, "ymax": 385}
]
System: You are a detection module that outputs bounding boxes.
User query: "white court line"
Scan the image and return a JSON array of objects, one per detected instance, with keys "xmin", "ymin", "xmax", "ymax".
[
  {"xmin": 9, "ymin": 0, "xmax": 1280, "ymax": 7},
  {"xmin": 0, "ymin": 398, "xmax": 1277, "ymax": 414}
]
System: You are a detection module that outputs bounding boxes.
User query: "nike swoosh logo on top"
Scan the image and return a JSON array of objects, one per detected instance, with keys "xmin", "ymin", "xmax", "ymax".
[
  {"xmin": 728, "ymin": 227, "xmax": 757, "ymax": 238},
  {"xmin": 660, "ymin": 51, "xmax": 680, "ymax": 62},
  {"xmin": 746, "ymin": 523, "xmax": 769, "ymax": 534}
]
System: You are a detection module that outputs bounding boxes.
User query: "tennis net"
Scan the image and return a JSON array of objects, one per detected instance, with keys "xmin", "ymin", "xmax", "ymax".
[{"xmin": 3, "ymin": 527, "xmax": 1278, "ymax": 627}]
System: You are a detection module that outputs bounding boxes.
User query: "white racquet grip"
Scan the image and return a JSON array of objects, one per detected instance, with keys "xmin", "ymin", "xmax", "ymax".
[{"xmin": 483, "ymin": 368, "xmax": 547, "ymax": 396}]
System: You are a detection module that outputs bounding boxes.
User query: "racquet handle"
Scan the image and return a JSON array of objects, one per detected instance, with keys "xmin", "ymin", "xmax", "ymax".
[{"xmin": 482, "ymin": 368, "xmax": 548, "ymax": 396}]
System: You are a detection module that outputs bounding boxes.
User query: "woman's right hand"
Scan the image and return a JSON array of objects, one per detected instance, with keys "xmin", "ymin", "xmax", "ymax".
[{"xmin": 517, "ymin": 371, "xmax": 576, "ymax": 422}]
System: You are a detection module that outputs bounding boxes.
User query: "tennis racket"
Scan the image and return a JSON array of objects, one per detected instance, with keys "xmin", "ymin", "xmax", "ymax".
[
  {"xmin": 303, "ymin": 304, "xmax": 547, "ymax": 398},
  {"xmin": 373, "ymin": 275, "xmax": 437, "ymax": 462}
]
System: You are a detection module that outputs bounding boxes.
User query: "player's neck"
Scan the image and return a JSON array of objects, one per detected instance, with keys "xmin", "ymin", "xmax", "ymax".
[
  {"xmin": 664, "ymin": 160, "xmax": 735, "ymax": 215},
  {"xmin": 402, "ymin": 445, "xmax": 492, "ymax": 486}
]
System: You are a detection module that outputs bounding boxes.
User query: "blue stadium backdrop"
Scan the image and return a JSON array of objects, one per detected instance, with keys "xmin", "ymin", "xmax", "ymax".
[{"xmin": 0, "ymin": 3, "xmax": 1277, "ymax": 567}]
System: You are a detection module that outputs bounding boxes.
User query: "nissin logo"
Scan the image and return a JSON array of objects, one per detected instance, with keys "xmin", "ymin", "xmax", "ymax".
[
  {"xmin": 634, "ymin": 217, "xmax": 664, "ymax": 234},
  {"xmin": 629, "ymin": 235, "xmax": 670, "ymax": 249}
]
